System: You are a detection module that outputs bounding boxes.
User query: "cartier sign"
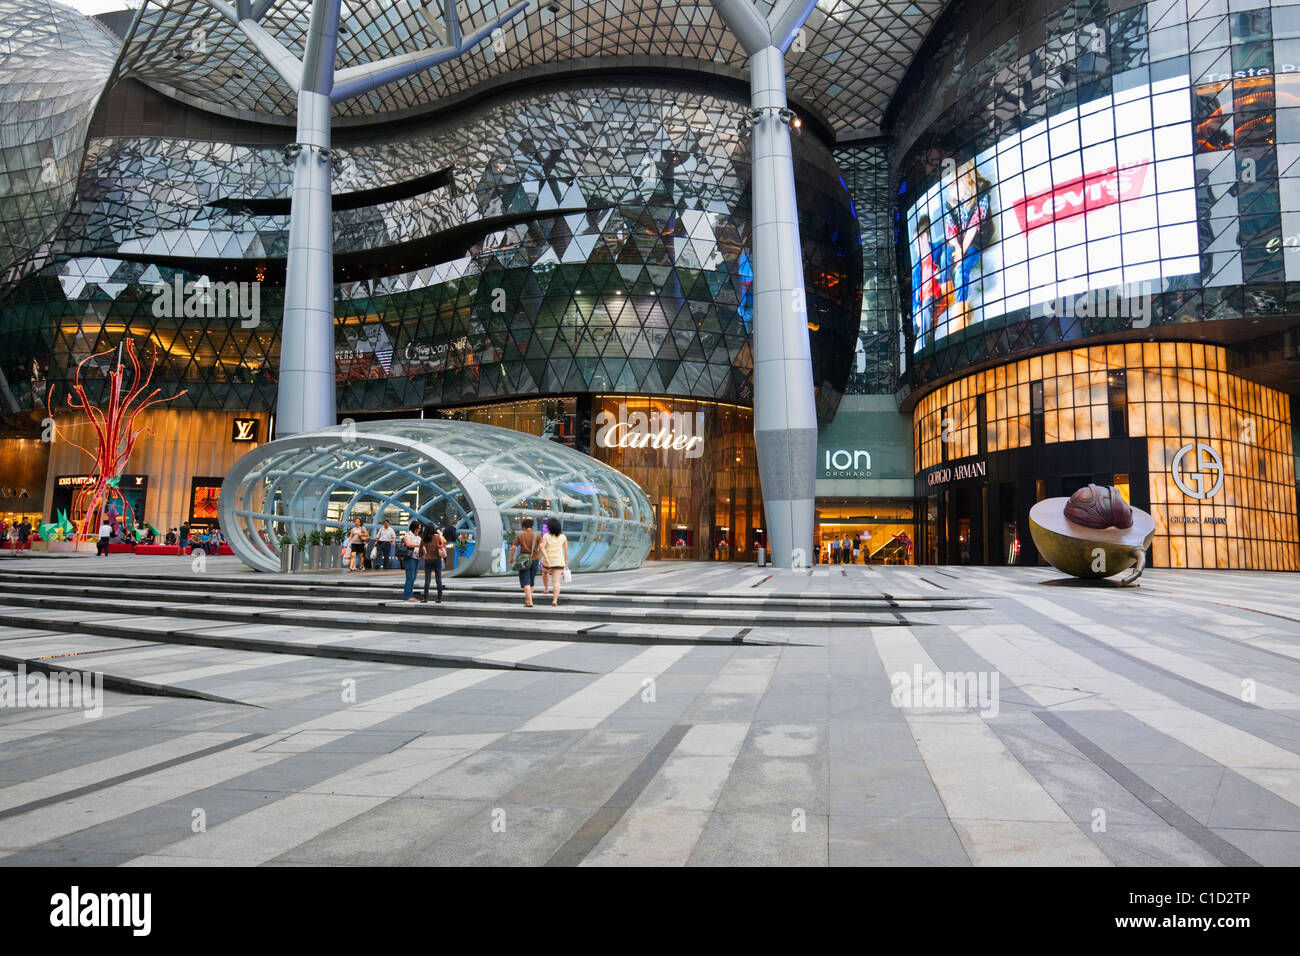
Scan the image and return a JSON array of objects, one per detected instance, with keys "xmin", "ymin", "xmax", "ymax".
[{"xmin": 594, "ymin": 404, "xmax": 705, "ymax": 458}]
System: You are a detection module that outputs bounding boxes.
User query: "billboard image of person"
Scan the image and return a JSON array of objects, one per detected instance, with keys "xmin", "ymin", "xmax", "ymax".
[{"xmin": 905, "ymin": 75, "xmax": 1199, "ymax": 356}]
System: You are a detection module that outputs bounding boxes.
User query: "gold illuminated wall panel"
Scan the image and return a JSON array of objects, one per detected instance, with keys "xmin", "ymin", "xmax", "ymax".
[{"xmin": 913, "ymin": 344, "xmax": 1298, "ymax": 571}]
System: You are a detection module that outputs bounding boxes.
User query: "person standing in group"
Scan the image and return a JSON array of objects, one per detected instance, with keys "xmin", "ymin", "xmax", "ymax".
[
  {"xmin": 829, "ymin": 537, "xmax": 840, "ymax": 565},
  {"xmin": 179, "ymin": 522, "xmax": 190, "ymax": 553},
  {"xmin": 346, "ymin": 516, "xmax": 369, "ymax": 572},
  {"xmin": 420, "ymin": 522, "xmax": 447, "ymax": 604},
  {"xmin": 540, "ymin": 518, "xmax": 569, "ymax": 607},
  {"xmin": 842, "ymin": 535, "xmax": 852, "ymax": 564},
  {"xmin": 96, "ymin": 517, "xmax": 111, "ymax": 556},
  {"xmin": 441, "ymin": 516, "xmax": 458, "ymax": 570},
  {"xmin": 511, "ymin": 517, "xmax": 542, "ymax": 608},
  {"xmin": 375, "ymin": 519, "xmax": 395, "ymax": 570},
  {"xmin": 399, "ymin": 520, "xmax": 423, "ymax": 602}
]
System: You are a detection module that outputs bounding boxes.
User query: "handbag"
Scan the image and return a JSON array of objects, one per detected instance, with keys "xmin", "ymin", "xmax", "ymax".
[{"xmin": 395, "ymin": 532, "xmax": 414, "ymax": 560}]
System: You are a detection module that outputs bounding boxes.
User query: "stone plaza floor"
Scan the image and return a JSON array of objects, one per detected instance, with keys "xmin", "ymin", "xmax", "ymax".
[{"xmin": 0, "ymin": 554, "xmax": 1297, "ymax": 866}]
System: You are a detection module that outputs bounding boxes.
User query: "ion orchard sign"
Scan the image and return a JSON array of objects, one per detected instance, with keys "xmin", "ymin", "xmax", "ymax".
[
  {"xmin": 1171, "ymin": 441, "xmax": 1224, "ymax": 499},
  {"xmin": 823, "ymin": 449, "xmax": 872, "ymax": 477},
  {"xmin": 594, "ymin": 405, "xmax": 706, "ymax": 459}
]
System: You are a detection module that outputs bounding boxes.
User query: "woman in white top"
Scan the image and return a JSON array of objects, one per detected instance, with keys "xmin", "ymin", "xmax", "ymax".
[{"xmin": 539, "ymin": 518, "xmax": 569, "ymax": 607}]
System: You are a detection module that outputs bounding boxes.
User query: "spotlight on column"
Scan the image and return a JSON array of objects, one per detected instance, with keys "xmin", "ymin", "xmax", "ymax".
[{"xmin": 281, "ymin": 142, "xmax": 302, "ymax": 164}]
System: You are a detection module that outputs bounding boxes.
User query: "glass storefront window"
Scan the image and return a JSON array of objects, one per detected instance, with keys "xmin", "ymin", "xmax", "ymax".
[{"xmin": 815, "ymin": 499, "xmax": 916, "ymax": 565}]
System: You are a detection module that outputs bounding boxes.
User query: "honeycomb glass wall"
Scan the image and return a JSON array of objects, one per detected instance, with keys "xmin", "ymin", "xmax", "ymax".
[{"xmin": 0, "ymin": 79, "xmax": 860, "ymax": 422}]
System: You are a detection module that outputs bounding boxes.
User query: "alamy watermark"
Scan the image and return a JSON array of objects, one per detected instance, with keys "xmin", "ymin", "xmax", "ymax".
[
  {"xmin": 1, "ymin": 663, "xmax": 103, "ymax": 718},
  {"xmin": 150, "ymin": 276, "xmax": 261, "ymax": 328},
  {"xmin": 1040, "ymin": 281, "xmax": 1152, "ymax": 328},
  {"xmin": 890, "ymin": 665, "xmax": 1000, "ymax": 718}
]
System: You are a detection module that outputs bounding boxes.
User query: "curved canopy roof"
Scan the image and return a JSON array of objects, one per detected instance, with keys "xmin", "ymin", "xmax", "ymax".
[
  {"xmin": 110, "ymin": 0, "xmax": 945, "ymax": 137},
  {"xmin": 219, "ymin": 418, "xmax": 655, "ymax": 575}
]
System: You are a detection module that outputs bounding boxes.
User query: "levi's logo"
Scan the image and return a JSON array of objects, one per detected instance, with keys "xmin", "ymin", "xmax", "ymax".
[{"xmin": 1013, "ymin": 160, "xmax": 1150, "ymax": 232}]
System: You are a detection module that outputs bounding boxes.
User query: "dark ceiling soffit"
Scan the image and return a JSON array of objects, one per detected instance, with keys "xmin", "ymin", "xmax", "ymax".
[
  {"xmin": 209, "ymin": 167, "xmax": 454, "ymax": 214},
  {"xmin": 103, "ymin": 206, "xmax": 610, "ymax": 283}
]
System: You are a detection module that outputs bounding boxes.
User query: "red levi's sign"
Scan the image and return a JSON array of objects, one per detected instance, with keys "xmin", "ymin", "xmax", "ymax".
[{"xmin": 1013, "ymin": 159, "xmax": 1150, "ymax": 233}]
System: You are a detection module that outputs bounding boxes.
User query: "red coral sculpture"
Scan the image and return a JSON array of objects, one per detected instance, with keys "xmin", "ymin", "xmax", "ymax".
[{"xmin": 47, "ymin": 340, "xmax": 187, "ymax": 537}]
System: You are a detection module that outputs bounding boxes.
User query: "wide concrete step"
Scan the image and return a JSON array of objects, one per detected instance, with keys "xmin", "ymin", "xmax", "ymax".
[
  {"xmin": 0, "ymin": 590, "xmax": 798, "ymax": 648},
  {"xmin": 0, "ymin": 579, "xmax": 924, "ymax": 629},
  {"xmin": 0, "ymin": 603, "xmax": 592, "ymax": 673},
  {"xmin": 0, "ymin": 630, "xmax": 257, "ymax": 706},
  {"xmin": 0, "ymin": 569, "xmax": 978, "ymax": 613}
]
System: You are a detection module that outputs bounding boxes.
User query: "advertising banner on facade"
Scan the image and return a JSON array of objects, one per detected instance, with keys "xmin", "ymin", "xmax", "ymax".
[{"xmin": 906, "ymin": 75, "xmax": 1199, "ymax": 352}]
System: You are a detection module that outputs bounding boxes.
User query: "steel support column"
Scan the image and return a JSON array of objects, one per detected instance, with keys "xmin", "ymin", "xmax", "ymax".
[
  {"xmin": 276, "ymin": 0, "xmax": 341, "ymax": 437},
  {"xmin": 710, "ymin": 0, "xmax": 818, "ymax": 568}
]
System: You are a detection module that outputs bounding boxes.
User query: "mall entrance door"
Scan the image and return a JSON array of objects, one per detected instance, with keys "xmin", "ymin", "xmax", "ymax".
[{"xmin": 815, "ymin": 499, "xmax": 915, "ymax": 565}]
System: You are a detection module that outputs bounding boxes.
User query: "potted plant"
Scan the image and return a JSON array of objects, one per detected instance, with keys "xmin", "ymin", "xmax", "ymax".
[
  {"xmin": 294, "ymin": 532, "xmax": 309, "ymax": 572},
  {"xmin": 275, "ymin": 535, "xmax": 293, "ymax": 572},
  {"xmin": 323, "ymin": 529, "xmax": 338, "ymax": 568},
  {"xmin": 308, "ymin": 528, "xmax": 324, "ymax": 570}
]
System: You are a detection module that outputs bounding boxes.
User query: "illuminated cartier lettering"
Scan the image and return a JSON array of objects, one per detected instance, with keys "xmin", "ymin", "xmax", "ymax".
[{"xmin": 595, "ymin": 405, "xmax": 705, "ymax": 458}]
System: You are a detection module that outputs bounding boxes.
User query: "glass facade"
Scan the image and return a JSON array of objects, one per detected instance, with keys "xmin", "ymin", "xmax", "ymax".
[
  {"xmin": 815, "ymin": 499, "xmax": 915, "ymax": 564},
  {"xmin": 894, "ymin": 0, "xmax": 1300, "ymax": 388},
  {"xmin": 589, "ymin": 395, "xmax": 761, "ymax": 562},
  {"xmin": 834, "ymin": 143, "xmax": 904, "ymax": 396},
  {"xmin": 914, "ymin": 343, "xmax": 1298, "ymax": 570},
  {"xmin": 2, "ymin": 0, "xmax": 1298, "ymax": 575},
  {"xmin": 0, "ymin": 78, "xmax": 861, "ymax": 421},
  {"xmin": 0, "ymin": 0, "xmax": 118, "ymax": 286}
]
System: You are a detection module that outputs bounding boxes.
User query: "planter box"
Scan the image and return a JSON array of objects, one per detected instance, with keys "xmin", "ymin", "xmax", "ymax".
[{"xmin": 41, "ymin": 541, "xmax": 97, "ymax": 553}]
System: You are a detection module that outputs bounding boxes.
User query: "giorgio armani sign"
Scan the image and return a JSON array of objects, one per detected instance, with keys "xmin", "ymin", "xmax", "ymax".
[{"xmin": 926, "ymin": 460, "xmax": 987, "ymax": 487}]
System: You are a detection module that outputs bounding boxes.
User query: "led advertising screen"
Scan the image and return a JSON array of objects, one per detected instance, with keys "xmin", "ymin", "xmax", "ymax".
[{"xmin": 906, "ymin": 74, "xmax": 1200, "ymax": 353}]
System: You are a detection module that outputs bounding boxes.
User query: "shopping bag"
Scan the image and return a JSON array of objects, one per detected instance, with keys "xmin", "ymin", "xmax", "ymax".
[{"xmin": 561, "ymin": 567, "xmax": 572, "ymax": 584}]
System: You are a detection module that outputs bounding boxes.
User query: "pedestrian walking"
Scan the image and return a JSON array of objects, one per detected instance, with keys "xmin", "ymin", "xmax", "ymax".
[
  {"xmin": 511, "ymin": 517, "xmax": 542, "ymax": 607},
  {"xmin": 399, "ymin": 520, "xmax": 422, "ymax": 602},
  {"xmin": 347, "ymin": 516, "xmax": 369, "ymax": 572},
  {"xmin": 420, "ymin": 523, "xmax": 447, "ymax": 604},
  {"xmin": 96, "ymin": 518, "xmax": 111, "ymax": 556},
  {"xmin": 540, "ymin": 518, "xmax": 569, "ymax": 607},
  {"xmin": 375, "ymin": 519, "xmax": 395, "ymax": 569}
]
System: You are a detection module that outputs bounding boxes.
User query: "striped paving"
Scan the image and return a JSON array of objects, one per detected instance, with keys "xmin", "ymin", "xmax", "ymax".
[{"xmin": 0, "ymin": 555, "xmax": 1297, "ymax": 865}]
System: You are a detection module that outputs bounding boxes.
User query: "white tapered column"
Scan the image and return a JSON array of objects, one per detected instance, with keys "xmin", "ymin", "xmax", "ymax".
[
  {"xmin": 276, "ymin": 0, "xmax": 340, "ymax": 436},
  {"xmin": 749, "ymin": 45, "xmax": 816, "ymax": 568}
]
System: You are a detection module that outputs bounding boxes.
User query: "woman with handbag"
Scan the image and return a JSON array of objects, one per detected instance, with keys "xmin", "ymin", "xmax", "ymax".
[
  {"xmin": 420, "ymin": 524, "xmax": 447, "ymax": 604},
  {"xmin": 399, "ymin": 520, "xmax": 423, "ymax": 602},
  {"xmin": 511, "ymin": 517, "xmax": 543, "ymax": 608},
  {"xmin": 539, "ymin": 517, "xmax": 569, "ymax": 607},
  {"xmin": 347, "ymin": 517, "xmax": 369, "ymax": 573}
]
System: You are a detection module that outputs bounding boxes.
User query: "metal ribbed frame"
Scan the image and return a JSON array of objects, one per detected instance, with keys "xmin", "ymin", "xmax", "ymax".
[{"xmin": 219, "ymin": 419, "xmax": 655, "ymax": 576}]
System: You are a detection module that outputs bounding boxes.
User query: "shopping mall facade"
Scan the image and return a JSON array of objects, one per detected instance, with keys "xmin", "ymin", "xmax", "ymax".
[{"xmin": 0, "ymin": 0, "xmax": 1297, "ymax": 570}]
